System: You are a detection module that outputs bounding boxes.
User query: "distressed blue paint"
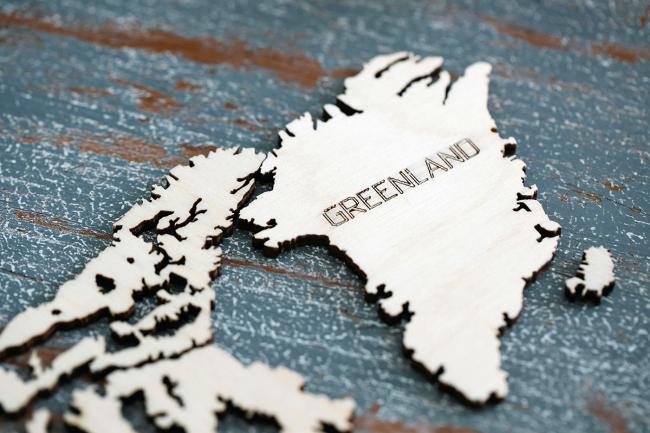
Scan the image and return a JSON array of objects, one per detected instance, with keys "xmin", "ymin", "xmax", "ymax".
[{"xmin": 0, "ymin": 1, "xmax": 648, "ymax": 432}]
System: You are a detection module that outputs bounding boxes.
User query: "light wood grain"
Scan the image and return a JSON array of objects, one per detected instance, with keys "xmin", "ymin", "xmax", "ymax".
[{"xmin": 241, "ymin": 52, "xmax": 562, "ymax": 404}]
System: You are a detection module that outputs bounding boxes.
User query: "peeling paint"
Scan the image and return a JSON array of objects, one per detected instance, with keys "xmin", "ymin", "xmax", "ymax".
[
  {"xmin": 180, "ymin": 143, "xmax": 218, "ymax": 158},
  {"xmin": 641, "ymin": 5, "xmax": 650, "ymax": 28},
  {"xmin": 587, "ymin": 395, "xmax": 632, "ymax": 433},
  {"xmin": 480, "ymin": 15, "xmax": 566, "ymax": 50},
  {"xmin": 590, "ymin": 42, "xmax": 650, "ymax": 64},
  {"xmin": 230, "ymin": 118, "xmax": 264, "ymax": 131},
  {"xmin": 601, "ymin": 180, "xmax": 625, "ymax": 192},
  {"xmin": 68, "ymin": 86, "xmax": 113, "ymax": 98},
  {"xmin": 221, "ymin": 257, "xmax": 358, "ymax": 290},
  {"xmin": 76, "ymin": 134, "xmax": 182, "ymax": 167},
  {"xmin": 0, "ymin": 11, "xmax": 355, "ymax": 87},
  {"xmin": 14, "ymin": 210, "xmax": 112, "ymax": 241},
  {"xmin": 19, "ymin": 132, "xmax": 183, "ymax": 167},
  {"xmin": 174, "ymin": 80, "xmax": 201, "ymax": 92},
  {"xmin": 567, "ymin": 185, "xmax": 603, "ymax": 203},
  {"xmin": 354, "ymin": 413, "xmax": 484, "ymax": 433},
  {"xmin": 480, "ymin": 13, "xmax": 650, "ymax": 63},
  {"xmin": 112, "ymin": 79, "xmax": 182, "ymax": 113}
]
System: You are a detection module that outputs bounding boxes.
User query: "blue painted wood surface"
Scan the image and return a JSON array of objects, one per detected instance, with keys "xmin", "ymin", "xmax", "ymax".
[{"xmin": 0, "ymin": 1, "xmax": 648, "ymax": 432}]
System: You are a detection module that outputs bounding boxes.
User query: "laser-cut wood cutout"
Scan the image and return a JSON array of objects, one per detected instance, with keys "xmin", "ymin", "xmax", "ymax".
[
  {"xmin": 5, "ymin": 279, "xmax": 354, "ymax": 433},
  {"xmin": 0, "ymin": 337, "xmax": 106, "ymax": 413},
  {"xmin": 89, "ymin": 286, "xmax": 214, "ymax": 372},
  {"xmin": 0, "ymin": 147, "xmax": 263, "ymax": 357},
  {"xmin": 0, "ymin": 146, "xmax": 354, "ymax": 432},
  {"xmin": 65, "ymin": 346, "xmax": 355, "ymax": 433},
  {"xmin": 26, "ymin": 409, "xmax": 51, "ymax": 433},
  {"xmin": 566, "ymin": 246, "xmax": 615, "ymax": 302},
  {"xmin": 0, "ymin": 287, "xmax": 213, "ymax": 414},
  {"xmin": 241, "ymin": 52, "xmax": 561, "ymax": 404}
]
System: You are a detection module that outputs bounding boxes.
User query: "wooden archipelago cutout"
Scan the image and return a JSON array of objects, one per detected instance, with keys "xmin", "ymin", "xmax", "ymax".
[
  {"xmin": 0, "ymin": 147, "xmax": 263, "ymax": 358},
  {"xmin": 65, "ymin": 346, "xmax": 354, "ymax": 433},
  {"xmin": 0, "ymin": 147, "xmax": 354, "ymax": 432}
]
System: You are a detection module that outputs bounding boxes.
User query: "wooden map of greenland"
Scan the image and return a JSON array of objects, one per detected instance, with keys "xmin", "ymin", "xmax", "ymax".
[{"xmin": 241, "ymin": 52, "xmax": 561, "ymax": 403}]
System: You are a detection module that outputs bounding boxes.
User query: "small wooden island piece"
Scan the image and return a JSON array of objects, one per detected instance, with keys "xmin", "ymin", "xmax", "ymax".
[{"xmin": 566, "ymin": 246, "xmax": 616, "ymax": 302}]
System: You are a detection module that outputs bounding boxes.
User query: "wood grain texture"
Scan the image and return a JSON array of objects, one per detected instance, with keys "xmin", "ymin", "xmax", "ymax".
[
  {"xmin": 241, "ymin": 52, "xmax": 561, "ymax": 404},
  {"xmin": 0, "ymin": 1, "xmax": 648, "ymax": 432}
]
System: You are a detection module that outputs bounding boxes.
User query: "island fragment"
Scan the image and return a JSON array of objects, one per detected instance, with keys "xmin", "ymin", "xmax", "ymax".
[
  {"xmin": 66, "ymin": 346, "xmax": 355, "ymax": 433},
  {"xmin": 566, "ymin": 246, "xmax": 615, "ymax": 302}
]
